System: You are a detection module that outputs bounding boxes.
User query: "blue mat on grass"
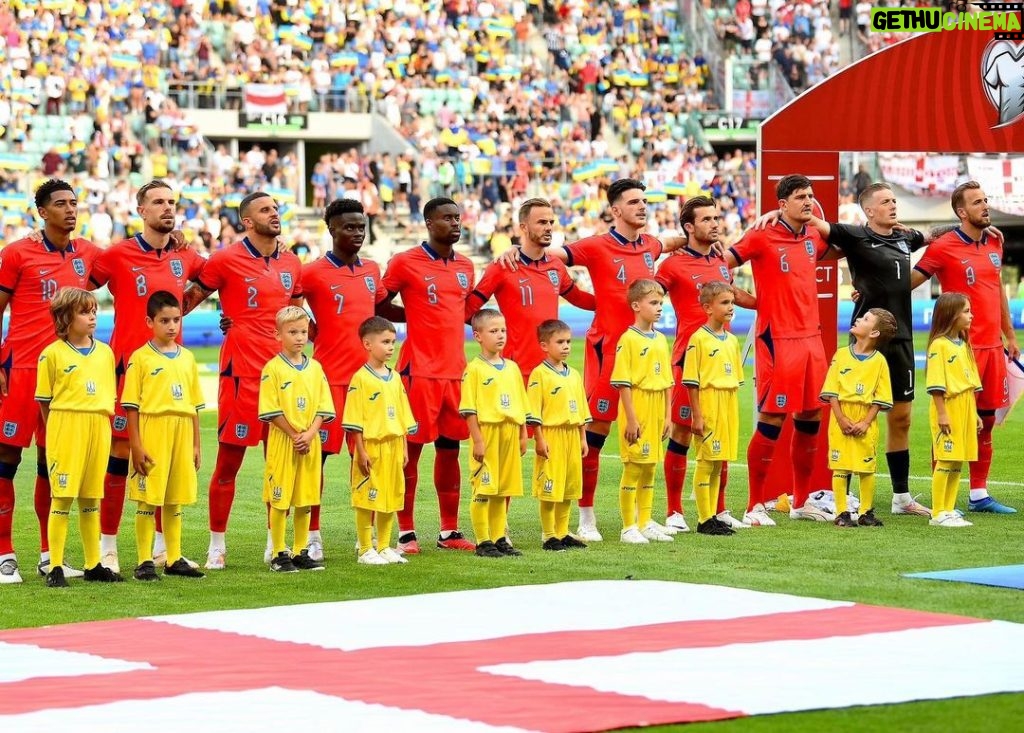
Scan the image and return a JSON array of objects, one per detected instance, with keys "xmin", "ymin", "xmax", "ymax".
[{"xmin": 904, "ymin": 565, "xmax": 1024, "ymax": 590}]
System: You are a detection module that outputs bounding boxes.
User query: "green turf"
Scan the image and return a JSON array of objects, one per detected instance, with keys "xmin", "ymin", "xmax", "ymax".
[{"xmin": 4, "ymin": 331, "xmax": 1023, "ymax": 730}]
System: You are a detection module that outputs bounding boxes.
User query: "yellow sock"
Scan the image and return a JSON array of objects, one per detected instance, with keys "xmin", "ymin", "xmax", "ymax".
[
  {"xmin": 354, "ymin": 507, "xmax": 374, "ymax": 553},
  {"xmin": 488, "ymin": 496, "xmax": 507, "ymax": 541},
  {"xmin": 619, "ymin": 462, "xmax": 641, "ymax": 528},
  {"xmin": 636, "ymin": 464, "xmax": 655, "ymax": 527},
  {"xmin": 135, "ymin": 502, "xmax": 156, "ymax": 564},
  {"xmin": 709, "ymin": 462, "xmax": 722, "ymax": 518},
  {"xmin": 833, "ymin": 472, "xmax": 850, "ymax": 515},
  {"xmin": 293, "ymin": 506, "xmax": 311, "ymax": 553},
  {"xmin": 79, "ymin": 499, "xmax": 100, "ymax": 569},
  {"xmin": 933, "ymin": 461, "xmax": 960, "ymax": 516},
  {"xmin": 470, "ymin": 495, "xmax": 490, "ymax": 544},
  {"xmin": 48, "ymin": 497, "xmax": 73, "ymax": 569},
  {"xmin": 858, "ymin": 473, "xmax": 875, "ymax": 513},
  {"xmin": 270, "ymin": 506, "xmax": 288, "ymax": 555},
  {"xmin": 945, "ymin": 461, "xmax": 963, "ymax": 514},
  {"xmin": 540, "ymin": 500, "xmax": 557, "ymax": 541},
  {"xmin": 555, "ymin": 500, "xmax": 571, "ymax": 538},
  {"xmin": 163, "ymin": 504, "xmax": 182, "ymax": 566},
  {"xmin": 695, "ymin": 460, "xmax": 715, "ymax": 522},
  {"xmin": 375, "ymin": 511, "xmax": 395, "ymax": 551}
]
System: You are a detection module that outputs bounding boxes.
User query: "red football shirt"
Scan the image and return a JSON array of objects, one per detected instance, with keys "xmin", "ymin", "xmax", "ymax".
[
  {"xmin": 915, "ymin": 228, "xmax": 1004, "ymax": 349},
  {"xmin": 382, "ymin": 242, "xmax": 475, "ymax": 380},
  {"xmin": 729, "ymin": 221, "xmax": 828, "ymax": 339},
  {"xmin": 302, "ymin": 252, "xmax": 386, "ymax": 385},
  {"xmin": 0, "ymin": 236, "xmax": 99, "ymax": 369},
  {"xmin": 91, "ymin": 235, "xmax": 206, "ymax": 368},
  {"xmin": 467, "ymin": 251, "xmax": 596, "ymax": 377},
  {"xmin": 196, "ymin": 239, "xmax": 303, "ymax": 378},
  {"xmin": 656, "ymin": 247, "xmax": 734, "ymax": 367},
  {"xmin": 564, "ymin": 229, "xmax": 662, "ymax": 340}
]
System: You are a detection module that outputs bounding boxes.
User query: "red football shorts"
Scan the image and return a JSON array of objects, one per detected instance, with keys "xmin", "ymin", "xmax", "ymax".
[
  {"xmin": 974, "ymin": 345, "xmax": 1009, "ymax": 411},
  {"xmin": 218, "ymin": 375, "xmax": 268, "ymax": 447},
  {"xmin": 583, "ymin": 331, "xmax": 621, "ymax": 423},
  {"xmin": 755, "ymin": 332, "xmax": 828, "ymax": 415},
  {"xmin": 670, "ymin": 365, "xmax": 694, "ymax": 428},
  {"xmin": 403, "ymin": 375, "xmax": 469, "ymax": 444},
  {"xmin": 0, "ymin": 367, "xmax": 45, "ymax": 448},
  {"xmin": 111, "ymin": 358, "xmax": 130, "ymax": 440},
  {"xmin": 321, "ymin": 382, "xmax": 356, "ymax": 455}
]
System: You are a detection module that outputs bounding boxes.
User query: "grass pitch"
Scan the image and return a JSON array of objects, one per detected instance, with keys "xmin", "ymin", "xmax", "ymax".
[{"xmin": 3, "ymin": 331, "xmax": 1022, "ymax": 731}]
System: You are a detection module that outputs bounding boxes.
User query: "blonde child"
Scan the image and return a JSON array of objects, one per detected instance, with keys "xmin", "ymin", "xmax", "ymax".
[
  {"xmin": 35, "ymin": 288, "xmax": 121, "ymax": 587},
  {"xmin": 459, "ymin": 309, "xmax": 529, "ymax": 558},
  {"xmin": 681, "ymin": 282, "xmax": 747, "ymax": 536},
  {"xmin": 926, "ymin": 293, "xmax": 982, "ymax": 528},
  {"xmin": 258, "ymin": 306, "xmax": 335, "ymax": 572},
  {"xmin": 527, "ymin": 319, "xmax": 591, "ymax": 551},
  {"xmin": 610, "ymin": 279, "xmax": 674, "ymax": 544},
  {"xmin": 819, "ymin": 307, "xmax": 897, "ymax": 528},
  {"xmin": 122, "ymin": 291, "xmax": 205, "ymax": 580},
  {"xmin": 341, "ymin": 317, "xmax": 417, "ymax": 565}
]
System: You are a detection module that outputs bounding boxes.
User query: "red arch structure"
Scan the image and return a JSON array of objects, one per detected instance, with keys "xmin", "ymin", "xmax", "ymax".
[{"xmin": 756, "ymin": 27, "xmax": 1024, "ymax": 497}]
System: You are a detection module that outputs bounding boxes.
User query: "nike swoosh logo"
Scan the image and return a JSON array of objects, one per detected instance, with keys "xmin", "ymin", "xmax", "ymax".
[
  {"xmin": 870, "ymin": 243, "xmax": 886, "ymax": 248},
  {"xmin": 132, "ymin": 266, "xmax": 146, "ymax": 272},
  {"xmin": 424, "ymin": 276, "xmax": 436, "ymax": 281},
  {"xmin": 518, "ymin": 278, "xmax": 529, "ymax": 284},
  {"xmin": 960, "ymin": 259, "xmax": 970, "ymax": 264},
  {"xmin": 904, "ymin": 389, "xmax": 913, "ymax": 395},
  {"xmin": 613, "ymin": 258, "xmax": 624, "ymax": 264},
  {"xmin": 690, "ymin": 274, "xmax": 701, "ymax": 279},
  {"xmin": 330, "ymin": 284, "xmax": 343, "ymax": 291},
  {"xmin": 245, "ymin": 277, "xmax": 258, "ymax": 283},
  {"xmin": 38, "ymin": 268, "xmax": 51, "ymax": 276}
]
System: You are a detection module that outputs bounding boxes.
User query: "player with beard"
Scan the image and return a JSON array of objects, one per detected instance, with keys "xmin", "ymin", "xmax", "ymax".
[
  {"xmin": 183, "ymin": 192, "xmax": 304, "ymax": 569},
  {"xmin": 656, "ymin": 196, "xmax": 755, "ymax": 531},
  {"xmin": 912, "ymin": 181, "xmax": 1020, "ymax": 515},
  {"xmin": 0, "ymin": 179, "xmax": 99, "ymax": 584},
  {"xmin": 91, "ymin": 180, "xmax": 207, "ymax": 573}
]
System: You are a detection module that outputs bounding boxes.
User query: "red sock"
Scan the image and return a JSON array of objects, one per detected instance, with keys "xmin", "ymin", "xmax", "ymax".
[
  {"xmin": 746, "ymin": 429, "xmax": 778, "ymax": 512},
  {"xmin": 664, "ymin": 442, "xmax": 687, "ymax": 516},
  {"xmin": 100, "ymin": 472, "xmax": 127, "ymax": 535},
  {"xmin": 0, "ymin": 477, "xmax": 14, "ymax": 556},
  {"xmin": 309, "ymin": 470, "xmax": 324, "ymax": 532},
  {"xmin": 208, "ymin": 445, "xmax": 246, "ymax": 533},
  {"xmin": 791, "ymin": 421, "xmax": 820, "ymax": 508},
  {"xmin": 34, "ymin": 469, "xmax": 50, "ymax": 552},
  {"xmin": 580, "ymin": 445, "xmax": 602, "ymax": 508},
  {"xmin": 969, "ymin": 415, "xmax": 996, "ymax": 490},
  {"xmin": 398, "ymin": 442, "xmax": 424, "ymax": 533},
  {"xmin": 717, "ymin": 462, "xmax": 729, "ymax": 515},
  {"xmin": 434, "ymin": 446, "xmax": 461, "ymax": 533},
  {"xmin": 155, "ymin": 508, "xmax": 163, "ymax": 533}
]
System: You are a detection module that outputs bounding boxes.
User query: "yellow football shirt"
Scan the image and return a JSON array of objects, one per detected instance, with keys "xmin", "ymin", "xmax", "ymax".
[
  {"xmin": 610, "ymin": 327, "xmax": 673, "ymax": 391},
  {"xmin": 925, "ymin": 337, "xmax": 982, "ymax": 399},
  {"xmin": 341, "ymin": 364, "xmax": 417, "ymax": 440},
  {"xmin": 819, "ymin": 345, "xmax": 893, "ymax": 409},
  {"xmin": 680, "ymin": 326, "xmax": 745, "ymax": 391},
  {"xmin": 459, "ymin": 357, "xmax": 529, "ymax": 425},
  {"xmin": 121, "ymin": 342, "xmax": 204, "ymax": 417},
  {"xmin": 526, "ymin": 361, "xmax": 591, "ymax": 427},
  {"xmin": 35, "ymin": 339, "xmax": 116, "ymax": 414},
  {"xmin": 258, "ymin": 354, "xmax": 335, "ymax": 429}
]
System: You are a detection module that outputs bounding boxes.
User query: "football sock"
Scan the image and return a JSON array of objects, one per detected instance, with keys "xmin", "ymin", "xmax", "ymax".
[
  {"xmin": 397, "ymin": 442, "xmax": 423, "ymax": 533},
  {"xmin": 932, "ymin": 461, "xmax": 960, "ymax": 516},
  {"xmin": 208, "ymin": 444, "xmax": 245, "ymax": 533},
  {"xmin": 969, "ymin": 413, "xmax": 996, "ymax": 496},
  {"xmin": 555, "ymin": 500, "xmax": 572, "ymax": 538},
  {"xmin": 791, "ymin": 420, "xmax": 820, "ymax": 509},
  {"xmin": 580, "ymin": 431, "xmax": 606, "ymax": 508},
  {"xmin": 292, "ymin": 506, "xmax": 311, "ymax": 554},
  {"xmin": 664, "ymin": 439, "xmax": 688, "ymax": 516},
  {"xmin": 375, "ymin": 511, "xmax": 394, "ymax": 551},
  {"xmin": 163, "ymin": 505, "xmax": 183, "ymax": 566},
  {"xmin": 310, "ymin": 460, "xmax": 325, "ymax": 532},
  {"xmin": 152, "ymin": 529, "xmax": 165, "ymax": 559},
  {"xmin": 717, "ymin": 462, "xmax": 729, "ymax": 515},
  {"xmin": 355, "ymin": 508, "xmax": 374, "ymax": 553},
  {"xmin": 35, "ymin": 462, "xmax": 50, "ymax": 551},
  {"xmin": 434, "ymin": 444, "xmax": 461, "ymax": 533},
  {"xmin": 886, "ymin": 449, "xmax": 910, "ymax": 495},
  {"xmin": 48, "ymin": 497, "xmax": 73, "ymax": 569},
  {"xmin": 833, "ymin": 472, "xmax": 851, "ymax": 515},
  {"xmin": 636, "ymin": 464, "xmax": 656, "ymax": 527},
  {"xmin": 694, "ymin": 459, "xmax": 714, "ymax": 522},
  {"xmin": 470, "ymin": 495, "xmax": 490, "ymax": 544},
  {"xmin": 858, "ymin": 472, "xmax": 876, "ymax": 513},
  {"xmin": 155, "ymin": 507, "xmax": 163, "ymax": 533},
  {"xmin": 100, "ymin": 456, "xmax": 129, "ymax": 536},
  {"xmin": 269, "ymin": 507, "xmax": 288, "ymax": 556},
  {"xmin": 208, "ymin": 531, "xmax": 226, "ymax": 552},
  {"xmin": 746, "ymin": 422, "xmax": 781, "ymax": 511},
  {"xmin": 135, "ymin": 502, "xmax": 156, "ymax": 564},
  {"xmin": 944, "ymin": 462, "xmax": 963, "ymax": 514},
  {"xmin": 488, "ymin": 495, "xmax": 507, "ymax": 542},
  {"xmin": 79, "ymin": 499, "xmax": 100, "ymax": 569},
  {"xmin": 0, "ymin": 461, "xmax": 16, "ymax": 556},
  {"xmin": 540, "ymin": 500, "xmax": 557, "ymax": 541},
  {"xmin": 618, "ymin": 462, "xmax": 641, "ymax": 528}
]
